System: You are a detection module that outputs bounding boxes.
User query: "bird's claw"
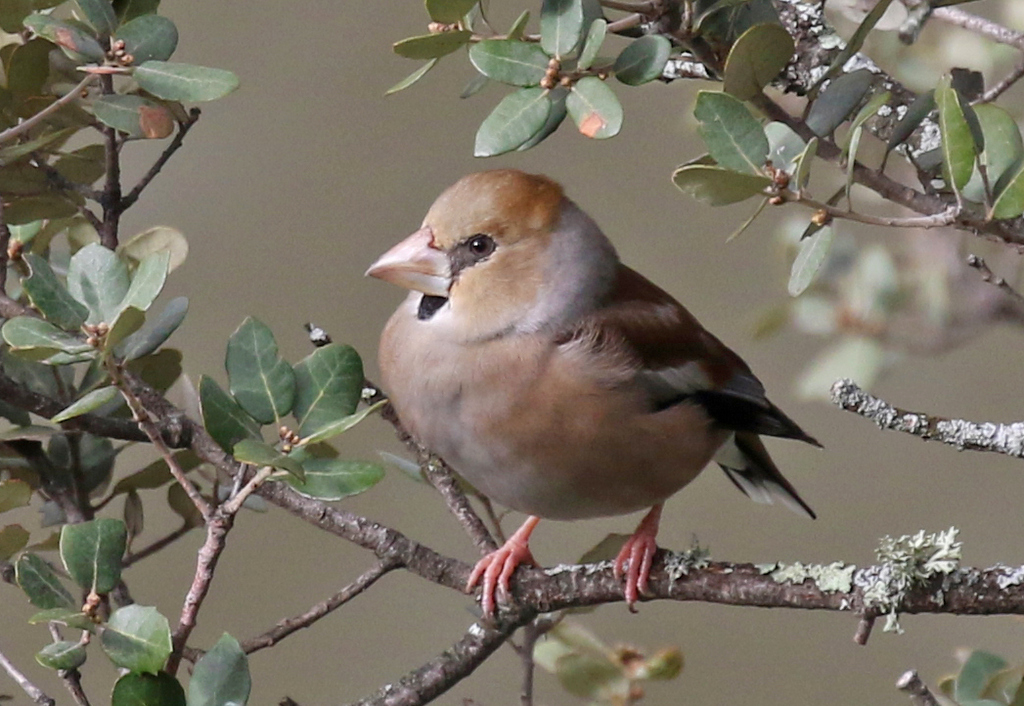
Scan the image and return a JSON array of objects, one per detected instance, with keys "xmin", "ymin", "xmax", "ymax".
[{"xmin": 467, "ymin": 539, "xmax": 535, "ymax": 617}]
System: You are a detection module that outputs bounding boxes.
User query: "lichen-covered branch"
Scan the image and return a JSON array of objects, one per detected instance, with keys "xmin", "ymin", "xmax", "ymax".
[{"xmin": 830, "ymin": 378, "xmax": 1024, "ymax": 457}]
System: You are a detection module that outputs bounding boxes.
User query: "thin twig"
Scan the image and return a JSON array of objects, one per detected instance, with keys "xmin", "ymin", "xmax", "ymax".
[
  {"xmin": 98, "ymin": 74, "xmax": 121, "ymax": 250},
  {"xmin": 979, "ymin": 57, "xmax": 1024, "ymax": 103},
  {"xmin": 241, "ymin": 561, "xmax": 398, "ymax": 654},
  {"xmin": 123, "ymin": 523, "xmax": 194, "ymax": 567},
  {"xmin": 0, "ymin": 197, "xmax": 12, "ymax": 292},
  {"xmin": 966, "ymin": 254, "xmax": 1024, "ymax": 304},
  {"xmin": 120, "ymin": 108, "xmax": 201, "ymax": 211},
  {"xmin": 896, "ymin": 670, "xmax": 942, "ymax": 706},
  {"xmin": 777, "ymin": 189, "xmax": 959, "ymax": 229},
  {"xmin": 221, "ymin": 465, "xmax": 274, "ymax": 515},
  {"xmin": 0, "ymin": 645, "xmax": 55, "ymax": 706},
  {"xmin": 600, "ymin": 0, "xmax": 654, "ymax": 11},
  {"xmin": 421, "ymin": 454, "xmax": 498, "ymax": 555},
  {"xmin": 830, "ymin": 378, "xmax": 1024, "ymax": 457},
  {"xmin": 853, "ymin": 612, "xmax": 876, "ymax": 645},
  {"xmin": 0, "ymin": 74, "xmax": 97, "ymax": 146},
  {"xmin": 932, "ymin": 6, "xmax": 1024, "ymax": 50},
  {"xmin": 607, "ymin": 13, "xmax": 643, "ymax": 32},
  {"xmin": 113, "ymin": 364, "xmax": 213, "ymax": 519},
  {"xmin": 166, "ymin": 512, "xmax": 232, "ymax": 676},
  {"xmin": 519, "ymin": 621, "xmax": 543, "ymax": 706},
  {"xmin": 57, "ymin": 669, "xmax": 91, "ymax": 706}
]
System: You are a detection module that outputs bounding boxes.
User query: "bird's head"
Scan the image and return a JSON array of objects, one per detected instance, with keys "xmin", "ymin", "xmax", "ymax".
[{"xmin": 366, "ymin": 170, "xmax": 617, "ymax": 340}]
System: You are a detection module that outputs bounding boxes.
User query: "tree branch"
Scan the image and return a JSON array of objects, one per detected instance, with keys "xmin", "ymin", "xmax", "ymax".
[
  {"xmin": 932, "ymin": 6, "xmax": 1024, "ymax": 50},
  {"xmin": 119, "ymin": 108, "xmax": 201, "ymax": 211},
  {"xmin": 897, "ymin": 669, "xmax": 942, "ymax": 706},
  {"xmin": 240, "ymin": 561, "xmax": 398, "ymax": 654},
  {"xmin": 830, "ymin": 378, "xmax": 1024, "ymax": 457},
  {"xmin": 0, "ymin": 74, "xmax": 97, "ymax": 147},
  {"xmin": 0, "ymin": 645, "xmax": 54, "ymax": 706}
]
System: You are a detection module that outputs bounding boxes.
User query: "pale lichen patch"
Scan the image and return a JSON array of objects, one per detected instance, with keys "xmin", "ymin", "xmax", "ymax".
[
  {"xmin": 664, "ymin": 544, "xmax": 711, "ymax": 583},
  {"xmin": 768, "ymin": 561, "xmax": 857, "ymax": 593}
]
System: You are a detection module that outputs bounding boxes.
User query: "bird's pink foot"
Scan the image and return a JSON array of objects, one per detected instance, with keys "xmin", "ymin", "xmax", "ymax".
[
  {"xmin": 613, "ymin": 505, "xmax": 663, "ymax": 611},
  {"xmin": 467, "ymin": 516, "xmax": 540, "ymax": 617}
]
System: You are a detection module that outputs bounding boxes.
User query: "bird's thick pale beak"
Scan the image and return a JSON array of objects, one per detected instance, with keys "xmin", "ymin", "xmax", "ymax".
[{"xmin": 365, "ymin": 226, "xmax": 449, "ymax": 297}]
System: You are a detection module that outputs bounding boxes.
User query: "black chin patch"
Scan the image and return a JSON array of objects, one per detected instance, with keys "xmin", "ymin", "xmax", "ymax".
[{"xmin": 417, "ymin": 294, "xmax": 448, "ymax": 320}]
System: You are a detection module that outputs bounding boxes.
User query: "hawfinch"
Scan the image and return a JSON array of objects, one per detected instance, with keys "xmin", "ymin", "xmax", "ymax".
[{"xmin": 367, "ymin": 170, "xmax": 818, "ymax": 615}]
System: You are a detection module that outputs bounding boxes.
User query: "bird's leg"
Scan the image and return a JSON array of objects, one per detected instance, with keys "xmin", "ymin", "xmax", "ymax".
[
  {"xmin": 613, "ymin": 504, "xmax": 663, "ymax": 611},
  {"xmin": 467, "ymin": 515, "xmax": 540, "ymax": 617}
]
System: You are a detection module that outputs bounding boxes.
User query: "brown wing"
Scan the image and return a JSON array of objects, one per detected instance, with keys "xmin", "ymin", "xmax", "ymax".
[{"xmin": 561, "ymin": 265, "xmax": 819, "ymax": 446}]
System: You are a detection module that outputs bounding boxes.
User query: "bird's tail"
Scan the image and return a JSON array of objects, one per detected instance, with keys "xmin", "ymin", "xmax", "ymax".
[{"xmin": 714, "ymin": 431, "xmax": 816, "ymax": 519}]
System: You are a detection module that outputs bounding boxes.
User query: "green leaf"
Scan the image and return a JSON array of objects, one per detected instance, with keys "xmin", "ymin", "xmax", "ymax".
[
  {"xmin": 842, "ymin": 90, "xmax": 891, "ymax": 158},
  {"xmin": 292, "ymin": 343, "xmax": 363, "ymax": 437},
  {"xmin": 28, "ymin": 608, "xmax": 95, "ymax": 630},
  {"xmin": 101, "ymin": 605, "xmax": 172, "ymax": 674},
  {"xmin": 166, "ymin": 484, "xmax": 203, "ymax": 529},
  {"xmin": 0, "ymin": 127, "xmax": 77, "ymax": 167},
  {"xmin": 694, "ymin": 91, "xmax": 768, "ymax": 174},
  {"xmin": 517, "ymin": 85, "xmax": 567, "ymax": 151},
  {"xmin": 991, "ymin": 158, "xmax": 1024, "ymax": 219},
  {"xmin": 199, "ymin": 375, "xmax": 260, "ymax": 452},
  {"xmin": 118, "ymin": 226, "xmax": 188, "ymax": 272},
  {"xmin": 788, "ymin": 223, "xmax": 834, "ymax": 296},
  {"xmin": 112, "ymin": 0, "xmax": 159, "ymax": 23},
  {"xmin": 232, "ymin": 439, "xmax": 304, "ymax": 481},
  {"xmin": 0, "ymin": 0, "xmax": 31, "ymax": 33},
  {"xmin": 123, "ymin": 488, "xmax": 143, "ymax": 539},
  {"xmin": 392, "ymin": 31, "xmax": 472, "ymax": 60},
  {"xmin": 764, "ymin": 121, "xmax": 805, "ymax": 172},
  {"xmin": 964, "ymin": 104, "xmax": 1024, "ymax": 202},
  {"xmin": 385, "ymin": 59, "xmax": 437, "ymax": 96},
  {"xmin": 134, "ymin": 61, "xmax": 240, "ymax": 102},
  {"xmin": 16, "ymin": 553, "xmax": 74, "ymax": 609},
  {"xmin": 722, "ymin": 23, "xmax": 792, "ymax": 100},
  {"xmin": 672, "ymin": 164, "xmax": 771, "ymax": 205},
  {"xmin": 188, "ymin": 634, "xmax": 250, "ymax": 706},
  {"xmin": 566, "ymin": 76, "xmax": 621, "ymax": 139},
  {"xmin": 886, "ymin": 90, "xmax": 935, "ymax": 155},
  {"xmin": 75, "ymin": 0, "xmax": 117, "ymax": 35},
  {"xmin": 49, "ymin": 433, "xmax": 117, "ymax": 495},
  {"xmin": 794, "ymin": 136, "xmax": 818, "ymax": 190},
  {"xmin": 540, "ymin": 0, "xmax": 583, "ymax": 57},
  {"xmin": 116, "ymin": 296, "xmax": 188, "ymax": 361},
  {"xmin": 102, "ymin": 96, "xmax": 174, "ymax": 141},
  {"xmin": 613, "ymin": 35, "xmax": 670, "ymax": 86},
  {"xmin": 60, "ymin": 518, "xmax": 126, "ymax": 593},
  {"xmin": 425, "ymin": 0, "xmax": 477, "ymax": 23},
  {"xmin": 110, "ymin": 450, "xmax": 199, "ymax": 496},
  {"xmin": 106, "ymin": 306, "xmax": 146, "ymax": 350},
  {"xmin": 469, "ymin": 40, "xmax": 549, "ymax": 87},
  {"xmin": 0, "ymin": 525, "xmax": 30, "ymax": 560},
  {"xmin": 51, "ymin": 386, "xmax": 121, "ymax": 423},
  {"xmin": 474, "ymin": 86, "xmax": 551, "ymax": 157},
  {"xmin": 115, "ymin": 14, "xmax": 177, "ymax": 63},
  {"xmin": 285, "ymin": 458, "xmax": 384, "ymax": 501},
  {"xmin": 53, "ymin": 145, "xmax": 106, "ymax": 185},
  {"xmin": 2, "ymin": 316, "xmax": 93, "ymax": 356},
  {"xmin": 508, "ymin": 9, "xmax": 531, "ymax": 41},
  {"xmin": 0, "ymin": 479, "xmax": 32, "ymax": 513},
  {"xmin": 845, "ymin": 126, "xmax": 863, "ymax": 202},
  {"xmin": 119, "ymin": 249, "xmax": 169, "ymax": 313},
  {"xmin": 806, "ymin": 69, "xmax": 873, "ymax": 137},
  {"xmin": 299, "ymin": 399, "xmax": 386, "ymax": 446},
  {"xmin": 936, "ymin": 74, "xmax": 975, "ymax": 192},
  {"xmin": 577, "ymin": 18, "xmax": 606, "ymax": 71},
  {"xmin": 226, "ymin": 317, "xmax": 295, "ymax": 424},
  {"xmin": 4, "ymin": 195, "xmax": 79, "ymax": 225},
  {"xmin": 36, "ymin": 641, "xmax": 87, "ymax": 670},
  {"xmin": 23, "ymin": 13, "xmax": 105, "ymax": 62},
  {"xmin": 112, "ymin": 673, "xmax": 185, "ymax": 706},
  {"xmin": 810, "ymin": 0, "xmax": 894, "ymax": 97},
  {"xmin": 957, "ymin": 652, "xmax": 1010, "ymax": 703},
  {"xmin": 67, "ymin": 243, "xmax": 130, "ymax": 323},
  {"xmin": 8, "ymin": 38, "xmax": 51, "ymax": 98}
]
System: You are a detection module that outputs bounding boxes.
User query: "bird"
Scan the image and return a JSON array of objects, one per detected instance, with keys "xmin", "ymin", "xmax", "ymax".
[{"xmin": 366, "ymin": 169, "xmax": 818, "ymax": 616}]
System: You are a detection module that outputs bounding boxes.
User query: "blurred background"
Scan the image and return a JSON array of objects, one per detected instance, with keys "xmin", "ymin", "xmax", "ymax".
[{"xmin": 6, "ymin": 1, "xmax": 1024, "ymax": 704}]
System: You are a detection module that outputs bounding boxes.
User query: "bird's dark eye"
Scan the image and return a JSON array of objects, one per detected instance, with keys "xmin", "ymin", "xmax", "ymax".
[{"xmin": 467, "ymin": 234, "xmax": 495, "ymax": 259}]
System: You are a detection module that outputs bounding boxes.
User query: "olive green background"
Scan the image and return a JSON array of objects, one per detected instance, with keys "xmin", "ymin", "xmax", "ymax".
[{"xmin": 6, "ymin": 2, "xmax": 1024, "ymax": 705}]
